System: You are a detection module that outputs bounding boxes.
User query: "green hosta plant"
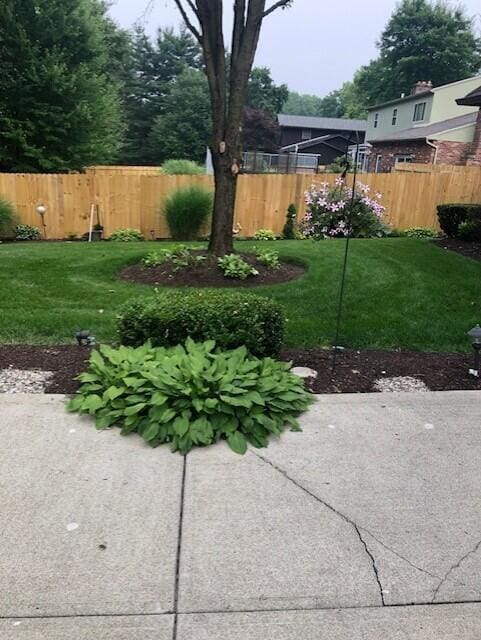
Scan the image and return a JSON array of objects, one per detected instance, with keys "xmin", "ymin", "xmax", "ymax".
[
  {"xmin": 404, "ymin": 227, "xmax": 438, "ymax": 238},
  {"xmin": 142, "ymin": 245, "xmax": 206, "ymax": 270},
  {"xmin": 142, "ymin": 251, "xmax": 169, "ymax": 267},
  {"xmin": 67, "ymin": 339, "xmax": 313, "ymax": 455},
  {"xmin": 15, "ymin": 224, "xmax": 41, "ymax": 240},
  {"xmin": 254, "ymin": 229, "xmax": 277, "ymax": 241},
  {"xmin": 109, "ymin": 228, "xmax": 144, "ymax": 242},
  {"xmin": 218, "ymin": 253, "xmax": 258, "ymax": 279},
  {"xmin": 256, "ymin": 248, "xmax": 280, "ymax": 270}
]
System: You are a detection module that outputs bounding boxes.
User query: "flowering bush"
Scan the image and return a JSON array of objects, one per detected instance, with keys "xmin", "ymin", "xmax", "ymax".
[{"xmin": 302, "ymin": 179, "xmax": 389, "ymax": 239}]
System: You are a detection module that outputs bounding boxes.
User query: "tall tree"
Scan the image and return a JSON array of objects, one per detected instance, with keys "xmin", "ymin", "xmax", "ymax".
[
  {"xmin": 0, "ymin": 0, "xmax": 125, "ymax": 172},
  {"xmin": 120, "ymin": 26, "xmax": 202, "ymax": 164},
  {"xmin": 173, "ymin": 0, "xmax": 293, "ymax": 256},
  {"xmin": 354, "ymin": 0, "xmax": 481, "ymax": 107},
  {"xmin": 283, "ymin": 91, "xmax": 324, "ymax": 117},
  {"xmin": 247, "ymin": 67, "xmax": 288, "ymax": 115}
]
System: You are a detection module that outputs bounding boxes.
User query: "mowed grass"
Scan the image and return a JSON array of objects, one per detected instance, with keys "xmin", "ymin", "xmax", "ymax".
[{"xmin": 0, "ymin": 238, "xmax": 480, "ymax": 351}]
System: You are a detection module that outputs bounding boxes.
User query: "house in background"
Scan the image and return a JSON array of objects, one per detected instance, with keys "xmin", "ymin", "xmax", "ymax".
[
  {"xmin": 366, "ymin": 75, "xmax": 481, "ymax": 172},
  {"xmin": 277, "ymin": 115, "xmax": 368, "ymax": 169}
]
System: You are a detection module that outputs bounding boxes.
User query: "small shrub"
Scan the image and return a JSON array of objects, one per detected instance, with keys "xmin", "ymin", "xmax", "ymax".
[
  {"xmin": 437, "ymin": 204, "xmax": 481, "ymax": 238},
  {"xmin": 109, "ymin": 228, "xmax": 144, "ymax": 242},
  {"xmin": 118, "ymin": 291, "xmax": 284, "ymax": 357},
  {"xmin": 15, "ymin": 224, "xmax": 41, "ymax": 241},
  {"xmin": 164, "ymin": 186, "xmax": 213, "ymax": 240},
  {"xmin": 67, "ymin": 339, "xmax": 312, "ymax": 455},
  {"xmin": 254, "ymin": 229, "xmax": 276, "ymax": 241},
  {"xmin": 0, "ymin": 197, "xmax": 19, "ymax": 238},
  {"xmin": 404, "ymin": 227, "xmax": 438, "ymax": 239},
  {"xmin": 388, "ymin": 228, "xmax": 407, "ymax": 238},
  {"xmin": 161, "ymin": 159, "xmax": 205, "ymax": 175},
  {"xmin": 256, "ymin": 248, "xmax": 280, "ymax": 269},
  {"xmin": 218, "ymin": 253, "xmax": 258, "ymax": 279},
  {"xmin": 282, "ymin": 204, "xmax": 297, "ymax": 240},
  {"xmin": 142, "ymin": 245, "xmax": 206, "ymax": 270},
  {"xmin": 66, "ymin": 232, "xmax": 78, "ymax": 240},
  {"xmin": 459, "ymin": 220, "xmax": 481, "ymax": 242},
  {"xmin": 303, "ymin": 180, "xmax": 389, "ymax": 239}
]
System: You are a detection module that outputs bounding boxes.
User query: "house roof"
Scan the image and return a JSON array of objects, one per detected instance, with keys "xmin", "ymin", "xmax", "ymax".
[
  {"xmin": 278, "ymin": 114, "xmax": 367, "ymax": 132},
  {"xmin": 368, "ymin": 90, "xmax": 433, "ymax": 112},
  {"xmin": 368, "ymin": 112, "xmax": 478, "ymax": 143},
  {"xmin": 281, "ymin": 133, "xmax": 350, "ymax": 152},
  {"xmin": 456, "ymin": 85, "xmax": 481, "ymax": 107}
]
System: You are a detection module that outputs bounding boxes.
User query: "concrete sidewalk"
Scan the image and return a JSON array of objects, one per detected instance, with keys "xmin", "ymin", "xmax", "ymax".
[{"xmin": 1, "ymin": 392, "xmax": 481, "ymax": 638}]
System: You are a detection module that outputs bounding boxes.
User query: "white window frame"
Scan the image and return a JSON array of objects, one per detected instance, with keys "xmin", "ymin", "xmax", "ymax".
[
  {"xmin": 395, "ymin": 154, "xmax": 413, "ymax": 164},
  {"xmin": 392, "ymin": 108, "xmax": 398, "ymax": 126},
  {"xmin": 373, "ymin": 113, "xmax": 380, "ymax": 129},
  {"xmin": 375, "ymin": 154, "xmax": 382, "ymax": 173},
  {"xmin": 413, "ymin": 102, "xmax": 426, "ymax": 122}
]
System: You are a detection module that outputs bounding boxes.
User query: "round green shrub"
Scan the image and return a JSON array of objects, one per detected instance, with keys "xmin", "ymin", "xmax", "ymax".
[
  {"xmin": 117, "ymin": 291, "xmax": 284, "ymax": 357},
  {"xmin": 15, "ymin": 224, "xmax": 41, "ymax": 241},
  {"xmin": 437, "ymin": 204, "xmax": 481, "ymax": 238},
  {"xmin": 459, "ymin": 220, "xmax": 481, "ymax": 242},
  {"xmin": 109, "ymin": 228, "xmax": 144, "ymax": 242},
  {"xmin": 163, "ymin": 185, "xmax": 213, "ymax": 240},
  {"xmin": 0, "ymin": 197, "xmax": 19, "ymax": 239},
  {"xmin": 68, "ymin": 339, "xmax": 313, "ymax": 455},
  {"xmin": 161, "ymin": 159, "xmax": 205, "ymax": 175}
]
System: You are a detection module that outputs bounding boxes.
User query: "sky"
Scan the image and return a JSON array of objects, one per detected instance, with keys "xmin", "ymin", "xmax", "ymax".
[{"xmin": 108, "ymin": 0, "xmax": 481, "ymax": 97}]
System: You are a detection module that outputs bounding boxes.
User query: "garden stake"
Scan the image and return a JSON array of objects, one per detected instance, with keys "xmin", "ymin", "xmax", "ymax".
[{"xmin": 332, "ymin": 131, "xmax": 361, "ymax": 372}]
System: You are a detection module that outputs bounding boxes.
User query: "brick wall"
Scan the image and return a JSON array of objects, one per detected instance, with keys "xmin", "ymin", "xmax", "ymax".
[
  {"xmin": 367, "ymin": 140, "xmax": 434, "ymax": 172},
  {"xmin": 466, "ymin": 109, "xmax": 481, "ymax": 166},
  {"xmin": 435, "ymin": 140, "xmax": 471, "ymax": 165}
]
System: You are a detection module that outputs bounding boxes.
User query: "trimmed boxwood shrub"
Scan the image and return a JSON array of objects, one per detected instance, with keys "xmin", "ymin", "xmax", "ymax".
[
  {"xmin": 118, "ymin": 291, "xmax": 284, "ymax": 357},
  {"xmin": 437, "ymin": 204, "xmax": 481, "ymax": 238}
]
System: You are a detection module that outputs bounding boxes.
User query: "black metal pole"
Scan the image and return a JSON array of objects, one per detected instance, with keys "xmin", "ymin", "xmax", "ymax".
[{"xmin": 332, "ymin": 131, "xmax": 361, "ymax": 371}]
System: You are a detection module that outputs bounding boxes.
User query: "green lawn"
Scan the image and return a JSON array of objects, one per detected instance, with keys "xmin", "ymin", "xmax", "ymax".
[{"xmin": 0, "ymin": 239, "xmax": 480, "ymax": 351}]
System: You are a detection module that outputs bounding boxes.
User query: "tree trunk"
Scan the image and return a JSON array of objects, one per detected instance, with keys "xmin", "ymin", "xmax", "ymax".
[{"xmin": 209, "ymin": 149, "xmax": 238, "ymax": 255}]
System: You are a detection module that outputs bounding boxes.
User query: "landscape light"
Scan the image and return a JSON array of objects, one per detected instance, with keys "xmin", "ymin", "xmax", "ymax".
[
  {"xmin": 36, "ymin": 204, "xmax": 46, "ymax": 216},
  {"xmin": 75, "ymin": 329, "xmax": 91, "ymax": 347},
  {"xmin": 467, "ymin": 324, "xmax": 481, "ymax": 377}
]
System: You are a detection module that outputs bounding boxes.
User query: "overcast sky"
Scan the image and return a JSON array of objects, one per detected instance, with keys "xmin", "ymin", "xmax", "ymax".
[{"xmin": 108, "ymin": 0, "xmax": 481, "ymax": 97}]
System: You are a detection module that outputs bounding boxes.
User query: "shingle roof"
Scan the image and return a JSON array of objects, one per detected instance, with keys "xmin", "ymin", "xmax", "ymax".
[
  {"xmin": 278, "ymin": 114, "xmax": 367, "ymax": 132},
  {"xmin": 368, "ymin": 112, "xmax": 478, "ymax": 143},
  {"xmin": 368, "ymin": 90, "xmax": 433, "ymax": 111},
  {"xmin": 456, "ymin": 85, "xmax": 481, "ymax": 107}
]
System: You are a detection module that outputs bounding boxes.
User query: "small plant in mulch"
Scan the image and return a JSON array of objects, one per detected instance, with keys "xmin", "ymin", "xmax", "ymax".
[
  {"xmin": 255, "ymin": 248, "xmax": 281, "ymax": 270},
  {"xmin": 142, "ymin": 245, "xmax": 206, "ymax": 270},
  {"xmin": 68, "ymin": 339, "xmax": 313, "ymax": 455},
  {"xmin": 15, "ymin": 224, "xmax": 41, "ymax": 241},
  {"xmin": 218, "ymin": 253, "xmax": 259, "ymax": 279}
]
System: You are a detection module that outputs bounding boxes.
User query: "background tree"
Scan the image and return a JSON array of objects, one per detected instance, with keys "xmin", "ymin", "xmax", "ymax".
[
  {"xmin": 173, "ymin": 0, "xmax": 293, "ymax": 256},
  {"xmin": 243, "ymin": 107, "xmax": 280, "ymax": 152},
  {"xmin": 247, "ymin": 67, "xmax": 288, "ymax": 115},
  {"xmin": 0, "ymin": 0, "xmax": 125, "ymax": 172},
  {"xmin": 149, "ymin": 69, "xmax": 212, "ymax": 163},
  {"xmin": 352, "ymin": 0, "xmax": 481, "ymax": 107}
]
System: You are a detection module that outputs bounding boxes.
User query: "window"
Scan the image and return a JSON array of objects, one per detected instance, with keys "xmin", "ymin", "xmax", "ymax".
[
  {"xmin": 413, "ymin": 102, "xmax": 426, "ymax": 122},
  {"xmin": 301, "ymin": 129, "xmax": 312, "ymax": 140},
  {"xmin": 375, "ymin": 154, "xmax": 382, "ymax": 173},
  {"xmin": 373, "ymin": 113, "xmax": 380, "ymax": 129},
  {"xmin": 392, "ymin": 108, "xmax": 398, "ymax": 126},
  {"xmin": 395, "ymin": 154, "xmax": 413, "ymax": 164}
]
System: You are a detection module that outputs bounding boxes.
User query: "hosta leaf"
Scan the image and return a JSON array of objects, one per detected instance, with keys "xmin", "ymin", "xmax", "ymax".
[
  {"xmin": 220, "ymin": 395, "xmax": 252, "ymax": 408},
  {"xmin": 83, "ymin": 394, "xmax": 104, "ymax": 413},
  {"xmin": 173, "ymin": 415, "xmax": 189, "ymax": 437},
  {"xmin": 143, "ymin": 422, "xmax": 161, "ymax": 442},
  {"xmin": 67, "ymin": 395, "xmax": 84, "ymax": 412},
  {"xmin": 104, "ymin": 386, "xmax": 125, "ymax": 401},
  {"xmin": 124, "ymin": 403, "xmax": 147, "ymax": 416},
  {"xmin": 227, "ymin": 431, "xmax": 247, "ymax": 455}
]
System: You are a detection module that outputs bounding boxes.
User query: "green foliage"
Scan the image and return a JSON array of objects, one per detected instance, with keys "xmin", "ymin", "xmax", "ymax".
[
  {"xmin": 67, "ymin": 339, "xmax": 312, "ymax": 455},
  {"xmin": 327, "ymin": 155, "xmax": 354, "ymax": 174},
  {"xmin": 254, "ymin": 229, "xmax": 277, "ymax": 241},
  {"xmin": 164, "ymin": 185, "xmax": 213, "ymax": 240},
  {"xmin": 256, "ymin": 248, "xmax": 280, "ymax": 270},
  {"xmin": 161, "ymin": 160, "xmax": 204, "ymax": 175},
  {"xmin": 218, "ymin": 254, "xmax": 259, "ymax": 279},
  {"xmin": 404, "ymin": 227, "xmax": 438, "ymax": 238},
  {"xmin": 15, "ymin": 224, "xmax": 41, "ymax": 241},
  {"xmin": 247, "ymin": 68, "xmax": 289, "ymax": 115},
  {"xmin": 109, "ymin": 228, "xmax": 144, "ymax": 242},
  {"xmin": 459, "ymin": 220, "xmax": 481, "ymax": 242},
  {"xmin": 282, "ymin": 204, "xmax": 297, "ymax": 240},
  {"xmin": 350, "ymin": 0, "xmax": 481, "ymax": 108},
  {"xmin": 149, "ymin": 69, "xmax": 212, "ymax": 164},
  {"xmin": 0, "ymin": 197, "xmax": 18, "ymax": 238},
  {"xmin": 437, "ymin": 204, "xmax": 481, "ymax": 238},
  {"xmin": 142, "ymin": 245, "xmax": 206, "ymax": 270},
  {"xmin": 118, "ymin": 291, "xmax": 284, "ymax": 357},
  {"xmin": 0, "ymin": 0, "xmax": 125, "ymax": 172}
]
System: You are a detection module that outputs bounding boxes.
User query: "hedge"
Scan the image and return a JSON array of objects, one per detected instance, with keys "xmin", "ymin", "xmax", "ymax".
[
  {"xmin": 117, "ymin": 291, "xmax": 285, "ymax": 357},
  {"xmin": 437, "ymin": 203, "xmax": 481, "ymax": 238}
]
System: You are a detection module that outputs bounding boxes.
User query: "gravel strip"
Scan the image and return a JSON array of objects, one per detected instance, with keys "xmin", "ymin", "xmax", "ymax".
[
  {"xmin": 0, "ymin": 368, "xmax": 54, "ymax": 394},
  {"xmin": 373, "ymin": 376, "xmax": 429, "ymax": 393}
]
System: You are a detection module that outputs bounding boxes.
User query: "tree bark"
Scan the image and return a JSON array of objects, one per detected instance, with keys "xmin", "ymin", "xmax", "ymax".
[{"xmin": 209, "ymin": 150, "xmax": 237, "ymax": 255}]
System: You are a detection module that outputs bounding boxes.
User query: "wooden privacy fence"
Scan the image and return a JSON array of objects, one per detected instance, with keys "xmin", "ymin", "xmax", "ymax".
[{"xmin": 1, "ymin": 168, "xmax": 481, "ymax": 239}]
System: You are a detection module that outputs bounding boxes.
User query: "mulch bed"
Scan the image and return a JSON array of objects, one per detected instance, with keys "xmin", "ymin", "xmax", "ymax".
[
  {"xmin": 433, "ymin": 238, "xmax": 481, "ymax": 262},
  {"xmin": 120, "ymin": 251, "xmax": 306, "ymax": 288},
  {"xmin": 0, "ymin": 344, "xmax": 479, "ymax": 395},
  {"xmin": 282, "ymin": 348, "xmax": 481, "ymax": 394}
]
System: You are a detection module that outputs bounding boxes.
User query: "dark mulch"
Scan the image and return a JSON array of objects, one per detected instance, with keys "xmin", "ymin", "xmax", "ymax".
[
  {"xmin": 282, "ymin": 348, "xmax": 481, "ymax": 394},
  {"xmin": 120, "ymin": 251, "xmax": 306, "ymax": 288},
  {"xmin": 0, "ymin": 345, "xmax": 91, "ymax": 394},
  {"xmin": 1, "ymin": 344, "xmax": 480, "ymax": 395},
  {"xmin": 433, "ymin": 238, "xmax": 481, "ymax": 262}
]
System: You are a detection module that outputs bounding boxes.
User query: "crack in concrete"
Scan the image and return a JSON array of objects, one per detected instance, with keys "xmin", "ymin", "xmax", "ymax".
[
  {"xmin": 172, "ymin": 455, "xmax": 188, "ymax": 640},
  {"xmin": 432, "ymin": 538, "xmax": 481, "ymax": 603},
  {"xmin": 251, "ymin": 452, "xmax": 385, "ymax": 606}
]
